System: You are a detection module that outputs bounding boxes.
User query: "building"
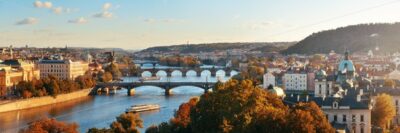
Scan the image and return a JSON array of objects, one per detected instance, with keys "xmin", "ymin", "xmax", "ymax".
[
  {"xmin": 0, "ymin": 59, "xmax": 40, "ymax": 97},
  {"xmin": 283, "ymin": 68, "xmax": 308, "ymax": 91},
  {"xmin": 263, "ymin": 71, "xmax": 275, "ymax": 89},
  {"xmin": 37, "ymin": 59, "xmax": 88, "ymax": 80},
  {"xmin": 314, "ymin": 69, "xmax": 335, "ymax": 98}
]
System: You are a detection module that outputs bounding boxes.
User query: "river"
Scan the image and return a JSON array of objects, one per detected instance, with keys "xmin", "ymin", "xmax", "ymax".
[{"xmin": 0, "ymin": 72, "xmax": 237, "ymax": 133}]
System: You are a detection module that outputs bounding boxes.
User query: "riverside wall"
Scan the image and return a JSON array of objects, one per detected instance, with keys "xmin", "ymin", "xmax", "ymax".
[{"xmin": 0, "ymin": 88, "xmax": 92, "ymax": 113}]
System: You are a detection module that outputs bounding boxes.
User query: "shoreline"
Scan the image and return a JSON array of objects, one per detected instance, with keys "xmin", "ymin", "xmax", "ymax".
[{"xmin": 0, "ymin": 88, "xmax": 92, "ymax": 113}]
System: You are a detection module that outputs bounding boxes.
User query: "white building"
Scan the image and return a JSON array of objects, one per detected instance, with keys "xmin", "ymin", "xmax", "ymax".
[
  {"xmin": 37, "ymin": 60, "xmax": 89, "ymax": 80},
  {"xmin": 283, "ymin": 69, "xmax": 308, "ymax": 91},
  {"xmin": 263, "ymin": 72, "xmax": 275, "ymax": 89}
]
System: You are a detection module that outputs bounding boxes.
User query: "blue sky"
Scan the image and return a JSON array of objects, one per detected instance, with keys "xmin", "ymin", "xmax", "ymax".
[{"xmin": 1, "ymin": 0, "xmax": 400, "ymax": 49}]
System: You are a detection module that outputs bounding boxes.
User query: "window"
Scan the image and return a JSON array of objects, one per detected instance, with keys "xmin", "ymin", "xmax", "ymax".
[
  {"xmin": 396, "ymin": 100, "xmax": 399, "ymax": 106},
  {"xmin": 326, "ymin": 114, "xmax": 329, "ymax": 120},
  {"xmin": 352, "ymin": 115, "xmax": 356, "ymax": 122},
  {"xmin": 334, "ymin": 115, "xmax": 337, "ymax": 122},
  {"xmin": 343, "ymin": 115, "xmax": 347, "ymax": 122},
  {"xmin": 360, "ymin": 115, "xmax": 364, "ymax": 122}
]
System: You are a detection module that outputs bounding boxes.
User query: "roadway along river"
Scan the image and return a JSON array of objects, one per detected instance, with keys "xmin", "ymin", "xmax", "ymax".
[{"xmin": 0, "ymin": 87, "xmax": 204, "ymax": 133}]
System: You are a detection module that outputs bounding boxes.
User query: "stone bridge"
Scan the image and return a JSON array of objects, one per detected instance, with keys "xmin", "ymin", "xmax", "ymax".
[
  {"xmin": 138, "ymin": 67, "xmax": 237, "ymax": 77},
  {"xmin": 95, "ymin": 81, "xmax": 217, "ymax": 96}
]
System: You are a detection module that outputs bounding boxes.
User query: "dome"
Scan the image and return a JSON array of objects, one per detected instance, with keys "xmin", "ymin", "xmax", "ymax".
[
  {"xmin": 338, "ymin": 60, "xmax": 355, "ymax": 72},
  {"xmin": 268, "ymin": 86, "xmax": 285, "ymax": 97}
]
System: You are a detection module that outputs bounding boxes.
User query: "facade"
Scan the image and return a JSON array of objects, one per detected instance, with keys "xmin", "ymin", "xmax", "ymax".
[
  {"xmin": 283, "ymin": 69, "xmax": 308, "ymax": 91},
  {"xmin": 37, "ymin": 60, "xmax": 88, "ymax": 80},
  {"xmin": 0, "ymin": 59, "xmax": 40, "ymax": 97},
  {"xmin": 263, "ymin": 72, "xmax": 275, "ymax": 89}
]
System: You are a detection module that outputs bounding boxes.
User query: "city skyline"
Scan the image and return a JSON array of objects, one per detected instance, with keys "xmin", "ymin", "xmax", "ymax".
[{"xmin": 1, "ymin": 0, "xmax": 400, "ymax": 49}]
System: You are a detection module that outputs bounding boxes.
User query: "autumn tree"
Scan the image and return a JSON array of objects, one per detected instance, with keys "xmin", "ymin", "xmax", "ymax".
[
  {"xmin": 104, "ymin": 63, "xmax": 122, "ymax": 80},
  {"xmin": 372, "ymin": 93, "xmax": 396, "ymax": 130},
  {"xmin": 19, "ymin": 117, "xmax": 79, "ymax": 133},
  {"xmin": 146, "ymin": 79, "xmax": 334, "ymax": 133},
  {"xmin": 89, "ymin": 112, "xmax": 143, "ymax": 133}
]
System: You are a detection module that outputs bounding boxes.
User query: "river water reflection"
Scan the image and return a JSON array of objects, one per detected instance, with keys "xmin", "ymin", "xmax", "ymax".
[{"xmin": 0, "ymin": 87, "xmax": 204, "ymax": 133}]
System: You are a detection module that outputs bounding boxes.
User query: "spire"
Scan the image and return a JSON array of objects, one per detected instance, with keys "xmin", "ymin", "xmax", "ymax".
[{"xmin": 344, "ymin": 49, "xmax": 350, "ymax": 60}]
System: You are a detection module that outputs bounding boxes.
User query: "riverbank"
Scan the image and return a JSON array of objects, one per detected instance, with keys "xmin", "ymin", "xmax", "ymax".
[{"xmin": 0, "ymin": 88, "xmax": 92, "ymax": 113}]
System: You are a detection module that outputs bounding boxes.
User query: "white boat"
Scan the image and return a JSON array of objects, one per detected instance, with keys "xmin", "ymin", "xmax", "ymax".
[
  {"xmin": 126, "ymin": 104, "xmax": 160, "ymax": 113},
  {"xmin": 139, "ymin": 77, "xmax": 160, "ymax": 82}
]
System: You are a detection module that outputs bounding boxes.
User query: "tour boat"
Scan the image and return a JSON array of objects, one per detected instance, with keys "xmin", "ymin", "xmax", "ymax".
[
  {"xmin": 139, "ymin": 77, "xmax": 161, "ymax": 81},
  {"xmin": 126, "ymin": 104, "xmax": 160, "ymax": 113}
]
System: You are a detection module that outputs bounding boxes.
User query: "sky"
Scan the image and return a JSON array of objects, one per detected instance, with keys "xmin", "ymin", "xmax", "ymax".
[{"xmin": 1, "ymin": 0, "xmax": 400, "ymax": 49}]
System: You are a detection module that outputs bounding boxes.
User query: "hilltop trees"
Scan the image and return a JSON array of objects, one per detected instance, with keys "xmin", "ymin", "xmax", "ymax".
[
  {"xmin": 147, "ymin": 79, "xmax": 334, "ymax": 133},
  {"xmin": 19, "ymin": 118, "xmax": 79, "ymax": 133},
  {"xmin": 372, "ymin": 93, "xmax": 396, "ymax": 131}
]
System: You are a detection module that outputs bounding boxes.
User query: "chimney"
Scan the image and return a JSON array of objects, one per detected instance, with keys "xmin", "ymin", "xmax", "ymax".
[
  {"xmin": 322, "ymin": 95, "xmax": 326, "ymax": 101},
  {"xmin": 297, "ymin": 95, "xmax": 300, "ymax": 102},
  {"xmin": 359, "ymin": 89, "xmax": 363, "ymax": 95},
  {"xmin": 367, "ymin": 85, "xmax": 370, "ymax": 90},
  {"xmin": 344, "ymin": 89, "xmax": 348, "ymax": 95},
  {"xmin": 306, "ymin": 95, "xmax": 309, "ymax": 102}
]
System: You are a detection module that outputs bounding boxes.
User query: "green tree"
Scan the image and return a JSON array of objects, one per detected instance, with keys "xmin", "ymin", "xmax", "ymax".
[{"xmin": 372, "ymin": 93, "xmax": 396, "ymax": 131}]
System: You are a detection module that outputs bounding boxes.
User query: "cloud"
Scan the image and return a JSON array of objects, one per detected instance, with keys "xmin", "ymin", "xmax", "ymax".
[
  {"xmin": 103, "ymin": 3, "xmax": 112, "ymax": 10},
  {"xmin": 33, "ymin": 1, "xmax": 52, "ymax": 8},
  {"xmin": 68, "ymin": 17, "xmax": 88, "ymax": 24},
  {"xmin": 52, "ymin": 7, "xmax": 63, "ymax": 14},
  {"xmin": 93, "ymin": 11, "xmax": 113, "ymax": 18},
  {"xmin": 243, "ymin": 21, "xmax": 286, "ymax": 30},
  {"xmin": 15, "ymin": 17, "xmax": 39, "ymax": 25}
]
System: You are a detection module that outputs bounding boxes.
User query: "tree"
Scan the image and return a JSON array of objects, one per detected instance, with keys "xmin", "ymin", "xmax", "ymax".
[
  {"xmin": 147, "ymin": 79, "xmax": 334, "ymax": 133},
  {"xmin": 110, "ymin": 112, "xmax": 143, "ymax": 133},
  {"xmin": 104, "ymin": 63, "xmax": 122, "ymax": 80},
  {"xmin": 101, "ymin": 72, "xmax": 113, "ymax": 83},
  {"xmin": 372, "ymin": 93, "xmax": 396, "ymax": 130},
  {"xmin": 19, "ymin": 117, "xmax": 79, "ymax": 133}
]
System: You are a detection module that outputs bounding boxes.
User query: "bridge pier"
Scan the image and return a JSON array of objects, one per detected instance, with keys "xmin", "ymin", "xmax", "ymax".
[
  {"xmin": 127, "ymin": 88, "xmax": 135, "ymax": 96},
  {"xmin": 165, "ymin": 88, "xmax": 171, "ymax": 96},
  {"xmin": 225, "ymin": 72, "xmax": 231, "ymax": 77},
  {"xmin": 196, "ymin": 72, "xmax": 201, "ymax": 77},
  {"xmin": 211, "ymin": 72, "xmax": 216, "ymax": 77}
]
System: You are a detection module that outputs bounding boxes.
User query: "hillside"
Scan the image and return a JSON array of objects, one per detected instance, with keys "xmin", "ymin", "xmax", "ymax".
[
  {"xmin": 282, "ymin": 23, "xmax": 400, "ymax": 55},
  {"xmin": 140, "ymin": 42, "xmax": 295, "ymax": 53}
]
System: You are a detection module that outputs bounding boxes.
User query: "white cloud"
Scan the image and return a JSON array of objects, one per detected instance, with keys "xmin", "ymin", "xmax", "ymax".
[
  {"xmin": 16, "ymin": 17, "xmax": 39, "ymax": 25},
  {"xmin": 93, "ymin": 11, "xmax": 113, "ymax": 18},
  {"xmin": 43, "ymin": 1, "xmax": 52, "ymax": 8},
  {"xmin": 33, "ymin": 1, "xmax": 52, "ymax": 8},
  {"xmin": 33, "ymin": 1, "xmax": 43, "ymax": 8},
  {"xmin": 52, "ymin": 7, "xmax": 63, "ymax": 14},
  {"xmin": 103, "ymin": 3, "xmax": 112, "ymax": 10},
  {"xmin": 68, "ymin": 17, "xmax": 88, "ymax": 24}
]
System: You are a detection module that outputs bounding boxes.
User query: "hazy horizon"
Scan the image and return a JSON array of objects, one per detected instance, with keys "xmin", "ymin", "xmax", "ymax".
[{"xmin": 1, "ymin": 0, "xmax": 400, "ymax": 49}]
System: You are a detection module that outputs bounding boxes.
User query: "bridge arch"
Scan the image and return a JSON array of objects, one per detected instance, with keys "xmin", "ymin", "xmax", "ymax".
[
  {"xmin": 201, "ymin": 70, "xmax": 211, "ymax": 77},
  {"xmin": 186, "ymin": 70, "xmax": 197, "ymax": 77},
  {"xmin": 156, "ymin": 70, "xmax": 167, "ymax": 77},
  {"xmin": 216, "ymin": 70, "xmax": 226, "ymax": 77},
  {"xmin": 171, "ymin": 70, "xmax": 183, "ymax": 77},
  {"xmin": 141, "ymin": 71, "xmax": 152, "ymax": 77},
  {"xmin": 170, "ymin": 86, "xmax": 206, "ymax": 94},
  {"xmin": 133, "ymin": 86, "xmax": 165, "ymax": 95}
]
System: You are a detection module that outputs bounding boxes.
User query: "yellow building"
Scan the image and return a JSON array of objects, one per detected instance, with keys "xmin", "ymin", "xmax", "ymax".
[
  {"xmin": 37, "ymin": 60, "xmax": 89, "ymax": 80},
  {"xmin": 0, "ymin": 59, "xmax": 40, "ymax": 97}
]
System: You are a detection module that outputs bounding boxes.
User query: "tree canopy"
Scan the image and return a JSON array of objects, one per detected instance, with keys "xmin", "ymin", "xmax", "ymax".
[
  {"xmin": 19, "ymin": 118, "xmax": 79, "ymax": 133},
  {"xmin": 372, "ymin": 93, "xmax": 396, "ymax": 131}
]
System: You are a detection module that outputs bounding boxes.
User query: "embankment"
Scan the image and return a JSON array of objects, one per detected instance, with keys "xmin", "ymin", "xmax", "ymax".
[{"xmin": 0, "ymin": 88, "xmax": 92, "ymax": 113}]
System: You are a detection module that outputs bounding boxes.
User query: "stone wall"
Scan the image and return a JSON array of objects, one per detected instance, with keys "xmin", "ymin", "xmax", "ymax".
[{"xmin": 0, "ymin": 88, "xmax": 92, "ymax": 113}]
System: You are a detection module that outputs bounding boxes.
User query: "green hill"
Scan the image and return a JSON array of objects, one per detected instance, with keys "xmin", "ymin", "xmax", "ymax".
[{"xmin": 282, "ymin": 23, "xmax": 400, "ymax": 55}]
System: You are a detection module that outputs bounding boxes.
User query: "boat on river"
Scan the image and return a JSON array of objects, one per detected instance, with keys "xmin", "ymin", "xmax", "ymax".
[
  {"xmin": 139, "ymin": 77, "xmax": 161, "ymax": 82},
  {"xmin": 126, "ymin": 104, "xmax": 160, "ymax": 113}
]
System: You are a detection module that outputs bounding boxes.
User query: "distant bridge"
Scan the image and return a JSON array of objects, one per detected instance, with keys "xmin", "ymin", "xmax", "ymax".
[
  {"xmin": 95, "ymin": 81, "xmax": 218, "ymax": 96},
  {"xmin": 138, "ymin": 67, "xmax": 237, "ymax": 77}
]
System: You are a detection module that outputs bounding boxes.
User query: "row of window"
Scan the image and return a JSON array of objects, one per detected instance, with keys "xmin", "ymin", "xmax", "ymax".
[{"xmin": 329, "ymin": 114, "xmax": 364, "ymax": 123}]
